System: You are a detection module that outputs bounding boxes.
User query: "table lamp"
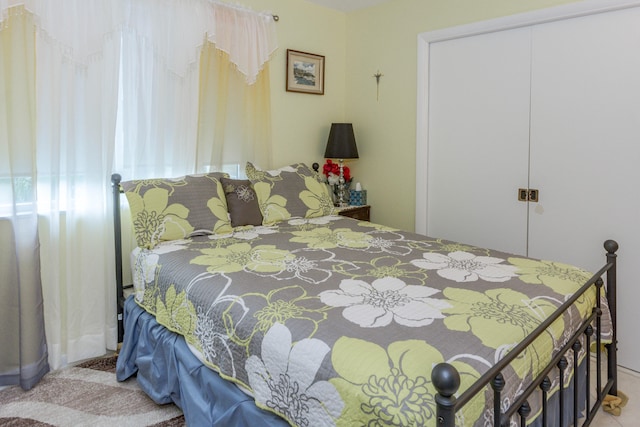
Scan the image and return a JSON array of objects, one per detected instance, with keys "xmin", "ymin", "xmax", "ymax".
[{"xmin": 324, "ymin": 123, "xmax": 359, "ymax": 207}]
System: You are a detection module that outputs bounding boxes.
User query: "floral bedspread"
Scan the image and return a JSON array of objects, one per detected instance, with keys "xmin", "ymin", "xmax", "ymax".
[{"xmin": 131, "ymin": 215, "xmax": 607, "ymax": 427}]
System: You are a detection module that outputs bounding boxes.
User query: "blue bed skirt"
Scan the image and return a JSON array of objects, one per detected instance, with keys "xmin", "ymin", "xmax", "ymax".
[{"xmin": 116, "ymin": 295, "xmax": 287, "ymax": 426}]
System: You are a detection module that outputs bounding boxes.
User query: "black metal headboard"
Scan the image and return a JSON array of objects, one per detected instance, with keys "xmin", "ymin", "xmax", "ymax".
[{"xmin": 111, "ymin": 173, "xmax": 125, "ymax": 343}]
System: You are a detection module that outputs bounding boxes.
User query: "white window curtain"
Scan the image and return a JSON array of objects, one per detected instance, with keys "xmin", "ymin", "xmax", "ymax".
[
  {"xmin": 33, "ymin": 0, "xmax": 124, "ymax": 369},
  {"xmin": 1, "ymin": 0, "xmax": 277, "ymax": 376},
  {"xmin": 0, "ymin": 6, "xmax": 49, "ymax": 390},
  {"xmin": 196, "ymin": 34, "xmax": 273, "ymax": 176}
]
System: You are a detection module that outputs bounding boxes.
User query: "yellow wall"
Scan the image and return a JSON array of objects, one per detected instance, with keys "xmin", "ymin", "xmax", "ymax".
[
  {"xmin": 243, "ymin": 0, "xmax": 579, "ymax": 230},
  {"xmin": 242, "ymin": 0, "xmax": 347, "ymax": 170}
]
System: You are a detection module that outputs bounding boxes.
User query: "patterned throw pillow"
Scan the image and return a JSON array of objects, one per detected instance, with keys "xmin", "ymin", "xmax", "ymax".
[
  {"xmin": 121, "ymin": 172, "xmax": 232, "ymax": 248},
  {"xmin": 220, "ymin": 177, "xmax": 263, "ymax": 227},
  {"xmin": 246, "ymin": 162, "xmax": 335, "ymax": 225}
]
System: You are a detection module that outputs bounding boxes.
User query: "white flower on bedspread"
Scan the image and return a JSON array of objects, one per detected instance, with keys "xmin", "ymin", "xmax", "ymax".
[
  {"xmin": 288, "ymin": 216, "xmax": 340, "ymax": 226},
  {"xmin": 207, "ymin": 231, "xmax": 235, "ymax": 240},
  {"xmin": 363, "ymin": 235, "xmax": 414, "ymax": 256},
  {"xmin": 187, "ymin": 273, "xmax": 252, "ymax": 378},
  {"xmin": 132, "ymin": 249, "xmax": 160, "ymax": 301},
  {"xmin": 232, "ymin": 226, "xmax": 279, "ymax": 240},
  {"xmin": 194, "ymin": 305, "xmax": 239, "ymax": 376},
  {"xmin": 208, "ymin": 225, "xmax": 279, "ymax": 241},
  {"xmin": 319, "ymin": 277, "xmax": 451, "ymax": 328},
  {"xmin": 152, "ymin": 239, "xmax": 190, "ymax": 254},
  {"xmin": 410, "ymin": 251, "xmax": 519, "ymax": 282},
  {"xmin": 246, "ymin": 322, "xmax": 342, "ymax": 427},
  {"xmin": 133, "ymin": 250, "xmax": 159, "ymax": 284}
]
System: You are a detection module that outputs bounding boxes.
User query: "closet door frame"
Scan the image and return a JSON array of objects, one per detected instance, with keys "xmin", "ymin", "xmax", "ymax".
[{"xmin": 415, "ymin": 0, "xmax": 640, "ymax": 235}]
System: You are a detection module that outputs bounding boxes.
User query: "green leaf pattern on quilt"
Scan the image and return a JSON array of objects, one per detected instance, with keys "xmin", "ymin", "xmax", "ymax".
[
  {"xmin": 333, "ymin": 255, "xmax": 431, "ymax": 285},
  {"xmin": 509, "ymin": 257, "xmax": 598, "ymax": 326},
  {"xmin": 442, "ymin": 287, "xmax": 563, "ymax": 379},
  {"xmin": 508, "ymin": 257, "xmax": 593, "ymax": 295},
  {"xmin": 222, "ymin": 285, "xmax": 329, "ymax": 350},
  {"xmin": 190, "ymin": 243, "xmax": 294, "ymax": 274},
  {"xmin": 290, "ymin": 227, "xmax": 372, "ymax": 249},
  {"xmin": 248, "ymin": 162, "xmax": 334, "ymax": 225},
  {"xmin": 299, "ymin": 175, "xmax": 335, "ymax": 218},
  {"xmin": 207, "ymin": 183, "xmax": 235, "ymax": 235},
  {"xmin": 127, "ymin": 188, "xmax": 193, "ymax": 248},
  {"xmin": 122, "ymin": 173, "xmax": 232, "ymax": 248},
  {"xmin": 124, "ymin": 177, "xmax": 189, "ymax": 195},
  {"xmin": 356, "ymin": 221, "xmax": 399, "ymax": 232},
  {"xmin": 154, "ymin": 284, "xmax": 197, "ymax": 338},
  {"xmin": 426, "ymin": 240, "xmax": 484, "ymax": 255},
  {"xmin": 253, "ymin": 181, "xmax": 290, "ymax": 224},
  {"xmin": 330, "ymin": 337, "xmax": 483, "ymax": 427}
]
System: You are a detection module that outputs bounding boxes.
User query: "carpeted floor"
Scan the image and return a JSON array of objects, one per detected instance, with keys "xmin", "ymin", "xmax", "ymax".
[{"xmin": 0, "ymin": 354, "xmax": 185, "ymax": 426}]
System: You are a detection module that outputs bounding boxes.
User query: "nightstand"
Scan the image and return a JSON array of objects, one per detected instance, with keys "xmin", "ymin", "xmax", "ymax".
[{"xmin": 336, "ymin": 205, "xmax": 370, "ymax": 221}]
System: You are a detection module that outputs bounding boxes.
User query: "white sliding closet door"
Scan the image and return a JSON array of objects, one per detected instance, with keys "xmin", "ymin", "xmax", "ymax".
[
  {"xmin": 528, "ymin": 8, "xmax": 640, "ymax": 267},
  {"xmin": 528, "ymin": 8, "xmax": 640, "ymax": 371},
  {"xmin": 427, "ymin": 28, "xmax": 531, "ymax": 255},
  {"xmin": 423, "ymin": 2, "xmax": 640, "ymax": 371}
]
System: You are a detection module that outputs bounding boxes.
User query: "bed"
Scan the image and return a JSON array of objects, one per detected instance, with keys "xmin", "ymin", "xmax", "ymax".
[{"xmin": 111, "ymin": 163, "xmax": 620, "ymax": 427}]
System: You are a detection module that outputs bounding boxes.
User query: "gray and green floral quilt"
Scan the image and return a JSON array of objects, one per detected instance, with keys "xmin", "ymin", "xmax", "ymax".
[{"xmin": 131, "ymin": 215, "xmax": 608, "ymax": 427}]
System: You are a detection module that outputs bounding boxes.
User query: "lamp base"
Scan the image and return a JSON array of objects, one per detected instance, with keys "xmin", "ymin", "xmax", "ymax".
[{"xmin": 336, "ymin": 159, "xmax": 348, "ymax": 207}]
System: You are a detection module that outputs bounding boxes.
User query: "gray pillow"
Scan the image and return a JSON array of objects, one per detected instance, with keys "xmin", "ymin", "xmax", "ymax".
[
  {"xmin": 121, "ymin": 172, "xmax": 231, "ymax": 248},
  {"xmin": 246, "ymin": 162, "xmax": 335, "ymax": 225},
  {"xmin": 220, "ymin": 177, "xmax": 263, "ymax": 227}
]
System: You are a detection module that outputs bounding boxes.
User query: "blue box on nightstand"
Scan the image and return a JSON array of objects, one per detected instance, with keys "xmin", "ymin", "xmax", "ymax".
[{"xmin": 349, "ymin": 190, "xmax": 367, "ymax": 206}]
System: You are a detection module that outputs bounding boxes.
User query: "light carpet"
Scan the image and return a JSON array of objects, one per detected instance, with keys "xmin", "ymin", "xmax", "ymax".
[{"xmin": 0, "ymin": 355, "xmax": 184, "ymax": 427}]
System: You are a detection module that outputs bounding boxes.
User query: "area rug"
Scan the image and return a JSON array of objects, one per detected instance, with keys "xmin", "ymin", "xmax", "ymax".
[{"xmin": 0, "ymin": 354, "xmax": 185, "ymax": 426}]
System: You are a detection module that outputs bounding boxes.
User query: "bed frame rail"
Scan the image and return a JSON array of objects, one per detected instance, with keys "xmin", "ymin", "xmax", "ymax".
[{"xmin": 432, "ymin": 240, "xmax": 619, "ymax": 427}]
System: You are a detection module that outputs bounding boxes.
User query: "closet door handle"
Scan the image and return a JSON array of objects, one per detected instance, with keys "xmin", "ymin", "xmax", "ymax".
[
  {"xmin": 518, "ymin": 188, "xmax": 529, "ymax": 201},
  {"xmin": 518, "ymin": 188, "xmax": 539, "ymax": 202}
]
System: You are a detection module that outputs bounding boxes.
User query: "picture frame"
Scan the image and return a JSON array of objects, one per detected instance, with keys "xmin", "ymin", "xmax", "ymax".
[{"xmin": 286, "ymin": 49, "xmax": 325, "ymax": 95}]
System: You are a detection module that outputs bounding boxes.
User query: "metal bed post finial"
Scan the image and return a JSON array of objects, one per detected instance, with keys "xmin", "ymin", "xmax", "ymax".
[{"xmin": 432, "ymin": 362, "xmax": 460, "ymax": 427}]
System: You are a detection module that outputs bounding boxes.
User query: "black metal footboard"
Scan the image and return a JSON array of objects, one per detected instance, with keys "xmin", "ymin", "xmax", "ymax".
[{"xmin": 432, "ymin": 240, "xmax": 619, "ymax": 427}]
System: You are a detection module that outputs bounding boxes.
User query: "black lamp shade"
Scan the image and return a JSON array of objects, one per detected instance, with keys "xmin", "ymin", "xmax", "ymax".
[{"xmin": 324, "ymin": 123, "xmax": 359, "ymax": 159}]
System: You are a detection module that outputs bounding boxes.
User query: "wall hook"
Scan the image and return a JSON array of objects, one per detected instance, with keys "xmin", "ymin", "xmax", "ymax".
[{"xmin": 373, "ymin": 70, "xmax": 384, "ymax": 101}]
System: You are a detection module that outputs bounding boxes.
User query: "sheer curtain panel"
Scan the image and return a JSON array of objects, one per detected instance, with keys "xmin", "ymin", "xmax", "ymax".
[
  {"xmin": 196, "ymin": 43, "xmax": 273, "ymax": 174},
  {"xmin": 0, "ymin": 6, "xmax": 49, "ymax": 390},
  {"xmin": 34, "ymin": 0, "xmax": 123, "ymax": 369}
]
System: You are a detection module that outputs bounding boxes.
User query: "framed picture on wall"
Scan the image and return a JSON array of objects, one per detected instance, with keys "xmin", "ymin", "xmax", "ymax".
[{"xmin": 286, "ymin": 49, "xmax": 325, "ymax": 95}]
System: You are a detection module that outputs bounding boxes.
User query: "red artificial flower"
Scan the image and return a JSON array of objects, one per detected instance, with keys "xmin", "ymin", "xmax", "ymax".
[
  {"xmin": 343, "ymin": 166, "xmax": 351, "ymax": 182},
  {"xmin": 322, "ymin": 159, "xmax": 334, "ymax": 177},
  {"xmin": 323, "ymin": 159, "xmax": 352, "ymax": 182}
]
